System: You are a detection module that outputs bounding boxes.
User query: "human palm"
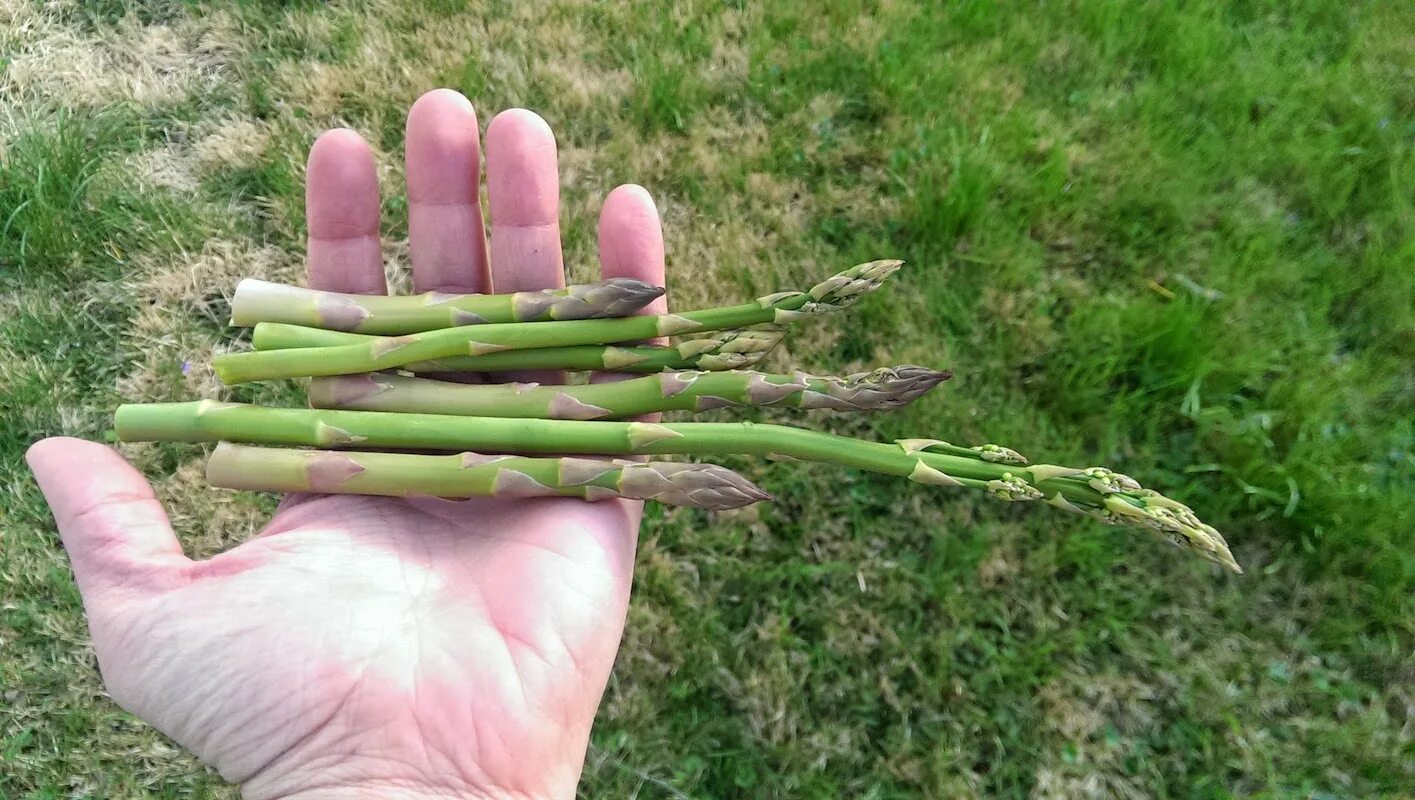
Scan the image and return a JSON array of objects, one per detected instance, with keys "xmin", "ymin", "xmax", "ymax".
[{"xmin": 28, "ymin": 90, "xmax": 665, "ymax": 800}]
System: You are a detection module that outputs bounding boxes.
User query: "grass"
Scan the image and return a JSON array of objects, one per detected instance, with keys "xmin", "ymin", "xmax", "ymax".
[{"xmin": 2, "ymin": 0, "xmax": 1411, "ymax": 797}]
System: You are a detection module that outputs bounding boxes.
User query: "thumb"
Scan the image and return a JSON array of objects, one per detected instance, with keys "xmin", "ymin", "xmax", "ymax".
[{"xmin": 26, "ymin": 437, "xmax": 190, "ymax": 596}]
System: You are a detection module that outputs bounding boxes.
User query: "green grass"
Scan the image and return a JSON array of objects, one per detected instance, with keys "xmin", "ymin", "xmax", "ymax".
[{"xmin": 2, "ymin": 0, "xmax": 1412, "ymax": 797}]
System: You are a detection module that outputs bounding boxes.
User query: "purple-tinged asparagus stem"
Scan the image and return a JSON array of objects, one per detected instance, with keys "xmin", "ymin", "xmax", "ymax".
[
  {"xmin": 206, "ymin": 443, "xmax": 769, "ymax": 509},
  {"xmin": 120, "ymin": 402, "xmax": 1239, "ymax": 572},
  {"xmin": 252, "ymin": 325, "xmax": 786, "ymax": 374},
  {"xmin": 307, "ymin": 365, "xmax": 951, "ymax": 419},
  {"xmin": 230, "ymin": 278, "xmax": 664, "ymax": 333}
]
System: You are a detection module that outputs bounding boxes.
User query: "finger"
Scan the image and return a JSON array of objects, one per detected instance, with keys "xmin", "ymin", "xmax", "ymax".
[
  {"xmin": 26, "ymin": 438, "xmax": 190, "ymax": 596},
  {"xmin": 407, "ymin": 89, "xmax": 490, "ymax": 293},
  {"xmin": 592, "ymin": 185, "xmax": 667, "ymax": 412},
  {"xmin": 486, "ymin": 109, "xmax": 564, "ymax": 292},
  {"xmin": 306, "ymin": 129, "xmax": 385, "ymax": 294},
  {"xmin": 486, "ymin": 109, "xmax": 565, "ymax": 384}
]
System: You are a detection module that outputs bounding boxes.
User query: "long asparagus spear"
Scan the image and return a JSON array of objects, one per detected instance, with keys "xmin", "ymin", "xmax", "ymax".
[
  {"xmin": 207, "ymin": 443, "xmax": 769, "ymax": 509},
  {"xmin": 252, "ymin": 325, "xmax": 786, "ymax": 373},
  {"xmin": 307, "ymin": 367, "xmax": 952, "ymax": 419},
  {"xmin": 231, "ymin": 278, "xmax": 665, "ymax": 333},
  {"xmin": 213, "ymin": 261, "xmax": 902, "ymax": 383},
  {"xmin": 116, "ymin": 401, "xmax": 1239, "ymax": 571}
]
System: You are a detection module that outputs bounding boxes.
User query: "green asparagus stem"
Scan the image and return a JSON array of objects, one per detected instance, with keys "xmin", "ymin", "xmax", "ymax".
[
  {"xmin": 213, "ymin": 260, "xmax": 902, "ymax": 383},
  {"xmin": 207, "ymin": 442, "xmax": 769, "ymax": 509},
  {"xmin": 230, "ymin": 278, "xmax": 664, "ymax": 333},
  {"xmin": 307, "ymin": 366, "xmax": 952, "ymax": 419},
  {"xmin": 252, "ymin": 325, "xmax": 786, "ymax": 373},
  {"xmin": 117, "ymin": 401, "xmax": 1239, "ymax": 571}
]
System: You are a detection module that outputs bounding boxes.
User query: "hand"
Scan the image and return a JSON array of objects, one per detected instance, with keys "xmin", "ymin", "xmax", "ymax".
[{"xmin": 26, "ymin": 89, "xmax": 667, "ymax": 800}]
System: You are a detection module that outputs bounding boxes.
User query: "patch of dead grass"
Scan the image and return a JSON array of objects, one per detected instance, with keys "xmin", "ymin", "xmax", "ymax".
[
  {"xmin": 122, "ymin": 145, "xmax": 202, "ymax": 194},
  {"xmin": 1033, "ymin": 670, "xmax": 1158, "ymax": 800},
  {"xmin": 117, "ymin": 240, "xmax": 296, "ymax": 403},
  {"xmin": 119, "ymin": 115, "xmax": 277, "ymax": 198},
  {"xmin": 193, "ymin": 118, "xmax": 274, "ymax": 172},
  {"xmin": 1, "ymin": 4, "xmax": 241, "ymax": 111}
]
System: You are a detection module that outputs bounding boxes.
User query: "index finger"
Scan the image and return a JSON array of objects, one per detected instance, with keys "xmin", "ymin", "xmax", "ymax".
[{"xmin": 306, "ymin": 129, "xmax": 385, "ymax": 294}]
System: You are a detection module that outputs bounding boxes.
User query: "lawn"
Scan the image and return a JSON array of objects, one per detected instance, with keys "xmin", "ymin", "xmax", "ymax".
[{"xmin": 2, "ymin": 1, "xmax": 1411, "ymax": 797}]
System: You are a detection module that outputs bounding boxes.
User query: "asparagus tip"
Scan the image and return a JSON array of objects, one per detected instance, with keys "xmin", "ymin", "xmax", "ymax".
[
  {"xmin": 797, "ymin": 364, "xmax": 951, "ymax": 411},
  {"xmin": 595, "ymin": 277, "xmax": 667, "ymax": 310},
  {"xmin": 541, "ymin": 278, "xmax": 667, "ymax": 320},
  {"xmin": 616, "ymin": 461, "xmax": 771, "ymax": 509},
  {"xmin": 1100, "ymin": 493, "xmax": 1241, "ymax": 574},
  {"xmin": 805, "ymin": 259, "xmax": 905, "ymax": 309}
]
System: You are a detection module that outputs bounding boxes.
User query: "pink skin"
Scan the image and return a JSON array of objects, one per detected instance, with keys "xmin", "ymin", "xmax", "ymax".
[{"xmin": 27, "ymin": 89, "xmax": 667, "ymax": 800}]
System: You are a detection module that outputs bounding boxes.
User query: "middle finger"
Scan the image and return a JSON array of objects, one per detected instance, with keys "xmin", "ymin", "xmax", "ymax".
[
  {"xmin": 486, "ymin": 108, "xmax": 566, "ymax": 384},
  {"xmin": 486, "ymin": 109, "xmax": 565, "ymax": 293},
  {"xmin": 406, "ymin": 89, "xmax": 491, "ymax": 293}
]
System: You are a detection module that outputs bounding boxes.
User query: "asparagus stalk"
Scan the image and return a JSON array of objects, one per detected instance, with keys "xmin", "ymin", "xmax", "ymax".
[
  {"xmin": 231, "ymin": 278, "xmax": 665, "ymax": 333},
  {"xmin": 207, "ymin": 443, "xmax": 769, "ymax": 509},
  {"xmin": 117, "ymin": 401, "xmax": 1239, "ymax": 571},
  {"xmin": 213, "ymin": 260, "xmax": 902, "ymax": 383},
  {"xmin": 252, "ymin": 325, "xmax": 786, "ymax": 373},
  {"xmin": 307, "ymin": 366, "xmax": 952, "ymax": 419}
]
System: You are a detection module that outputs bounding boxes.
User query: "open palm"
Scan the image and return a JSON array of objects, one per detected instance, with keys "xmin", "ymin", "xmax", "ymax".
[{"xmin": 27, "ymin": 89, "xmax": 666, "ymax": 800}]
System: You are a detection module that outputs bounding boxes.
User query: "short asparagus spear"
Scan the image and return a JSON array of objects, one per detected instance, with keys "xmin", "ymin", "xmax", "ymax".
[
  {"xmin": 207, "ymin": 443, "xmax": 769, "ymax": 509},
  {"xmin": 117, "ymin": 401, "xmax": 1238, "ymax": 572},
  {"xmin": 230, "ymin": 278, "xmax": 665, "ymax": 333},
  {"xmin": 253, "ymin": 325, "xmax": 786, "ymax": 373},
  {"xmin": 307, "ymin": 366, "xmax": 952, "ymax": 418},
  {"xmin": 213, "ymin": 260, "xmax": 902, "ymax": 383}
]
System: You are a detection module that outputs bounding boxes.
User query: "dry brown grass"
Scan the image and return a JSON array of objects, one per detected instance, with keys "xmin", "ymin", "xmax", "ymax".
[
  {"xmin": 117, "ymin": 240, "xmax": 296, "ymax": 402},
  {"xmin": 1, "ymin": 1, "xmax": 240, "ymax": 112},
  {"xmin": 118, "ymin": 116, "xmax": 275, "ymax": 195},
  {"xmin": 1034, "ymin": 671, "xmax": 1156, "ymax": 800},
  {"xmin": 193, "ymin": 117, "xmax": 275, "ymax": 172}
]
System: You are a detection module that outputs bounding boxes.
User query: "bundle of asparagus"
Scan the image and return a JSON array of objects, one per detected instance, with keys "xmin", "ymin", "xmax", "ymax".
[{"xmin": 116, "ymin": 261, "xmax": 1240, "ymax": 572}]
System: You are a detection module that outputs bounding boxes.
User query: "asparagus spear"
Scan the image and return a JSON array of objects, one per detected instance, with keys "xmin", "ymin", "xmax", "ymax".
[
  {"xmin": 252, "ymin": 325, "xmax": 786, "ymax": 373},
  {"xmin": 231, "ymin": 278, "xmax": 664, "ymax": 333},
  {"xmin": 117, "ymin": 401, "xmax": 1239, "ymax": 571},
  {"xmin": 207, "ymin": 442, "xmax": 769, "ymax": 509},
  {"xmin": 307, "ymin": 366, "xmax": 952, "ymax": 419},
  {"xmin": 213, "ymin": 260, "xmax": 902, "ymax": 383}
]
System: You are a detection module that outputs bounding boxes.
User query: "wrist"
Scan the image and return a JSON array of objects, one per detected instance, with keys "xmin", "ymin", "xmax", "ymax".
[
  {"xmin": 239, "ymin": 734, "xmax": 582, "ymax": 800},
  {"xmin": 270, "ymin": 783, "xmax": 540, "ymax": 800},
  {"xmin": 239, "ymin": 729, "xmax": 583, "ymax": 800}
]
